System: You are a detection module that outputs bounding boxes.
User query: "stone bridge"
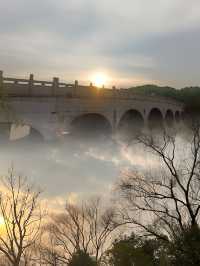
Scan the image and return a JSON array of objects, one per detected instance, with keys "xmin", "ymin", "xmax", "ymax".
[{"xmin": 0, "ymin": 71, "xmax": 184, "ymax": 141}]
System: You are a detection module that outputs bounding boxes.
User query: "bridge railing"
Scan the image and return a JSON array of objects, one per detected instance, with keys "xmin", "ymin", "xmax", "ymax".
[
  {"xmin": 0, "ymin": 71, "xmax": 77, "ymax": 97},
  {"xmin": 0, "ymin": 71, "xmax": 183, "ymax": 107},
  {"xmin": 3, "ymin": 77, "xmax": 74, "ymax": 87}
]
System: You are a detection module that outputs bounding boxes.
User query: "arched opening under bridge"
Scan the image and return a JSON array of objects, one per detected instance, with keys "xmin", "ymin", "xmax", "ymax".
[
  {"xmin": 70, "ymin": 113, "xmax": 112, "ymax": 138},
  {"xmin": 118, "ymin": 109, "xmax": 144, "ymax": 139},
  {"xmin": 25, "ymin": 127, "xmax": 44, "ymax": 142},
  {"xmin": 165, "ymin": 109, "xmax": 174, "ymax": 127},
  {"xmin": 175, "ymin": 111, "xmax": 181, "ymax": 123},
  {"xmin": 148, "ymin": 108, "xmax": 164, "ymax": 130},
  {"xmin": 0, "ymin": 123, "xmax": 11, "ymax": 143}
]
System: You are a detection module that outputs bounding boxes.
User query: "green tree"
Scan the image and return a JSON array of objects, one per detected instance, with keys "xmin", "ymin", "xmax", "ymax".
[
  {"xmin": 106, "ymin": 234, "xmax": 160, "ymax": 266},
  {"xmin": 169, "ymin": 225, "xmax": 200, "ymax": 266},
  {"xmin": 129, "ymin": 84, "xmax": 178, "ymax": 100},
  {"xmin": 68, "ymin": 250, "xmax": 96, "ymax": 266}
]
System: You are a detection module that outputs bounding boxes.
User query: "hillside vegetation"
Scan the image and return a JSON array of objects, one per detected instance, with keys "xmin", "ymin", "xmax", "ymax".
[{"xmin": 129, "ymin": 85, "xmax": 200, "ymax": 114}]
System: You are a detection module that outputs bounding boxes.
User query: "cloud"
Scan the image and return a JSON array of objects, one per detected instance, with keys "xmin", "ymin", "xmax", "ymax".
[{"xmin": 0, "ymin": 0, "xmax": 200, "ymax": 87}]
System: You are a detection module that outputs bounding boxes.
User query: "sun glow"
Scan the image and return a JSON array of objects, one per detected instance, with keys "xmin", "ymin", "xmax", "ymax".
[
  {"xmin": 0, "ymin": 216, "xmax": 5, "ymax": 234},
  {"xmin": 0, "ymin": 216, "xmax": 5, "ymax": 226},
  {"xmin": 91, "ymin": 73, "xmax": 108, "ymax": 88}
]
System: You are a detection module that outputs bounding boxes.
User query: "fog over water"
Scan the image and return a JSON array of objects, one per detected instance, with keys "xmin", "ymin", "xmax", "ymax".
[
  {"xmin": 0, "ymin": 134, "xmax": 160, "ymax": 208},
  {"xmin": 0, "ymin": 111, "xmax": 191, "ymax": 216}
]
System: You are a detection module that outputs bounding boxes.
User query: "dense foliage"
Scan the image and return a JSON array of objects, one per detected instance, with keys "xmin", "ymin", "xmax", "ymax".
[
  {"xmin": 169, "ymin": 225, "xmax": 200, "ymax": 266},
  {"xmin": 129, "ymin": 84, "xmax": 200, "ymax": 115},
  {"xmin": 106, "ymin": 227, "xmax": 200, "ymax": 266},
  {"xmin": 68, "ymin": 250, "xmax": 96, "ymax": 266},
  {"xmin": 106, "ymin": 234, "xmax": 161, "ymax": 266}
]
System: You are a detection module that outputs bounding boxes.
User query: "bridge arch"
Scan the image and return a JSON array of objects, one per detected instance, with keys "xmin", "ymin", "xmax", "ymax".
[
  {"xmin": 175, "ymin": 110, "xmax": 181, "ymax": 123},
  {"xmin": 70, "ymin": 113, "xmax": 112, "ymax": 138},
  {"xmin": 148, "ymin": 108, "xmax": 164, "ymax": 129},
  {"xmin": 165, "ymin": 109, "xmax": 174, "ymax": 127},
  {"xmin": 118, "ymin": 109, "xmax": 144, "ymax": 137},
  {"xmin": 26, "ymin": 127, "xmax": 44, "ymax": 142}
]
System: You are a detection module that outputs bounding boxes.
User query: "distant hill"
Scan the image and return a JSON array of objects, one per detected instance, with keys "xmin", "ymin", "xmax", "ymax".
[
  {"xmin": 129, "ymin": 85, "xmax": 200, "ymax": 114},
  {"xmin": 129, "ymin": 84, "xmax": 178, "ymax": 99}
]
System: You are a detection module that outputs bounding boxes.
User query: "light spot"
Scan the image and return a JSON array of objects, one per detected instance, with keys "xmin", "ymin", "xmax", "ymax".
[{"xmin": 90, "ymin": 72, "xmax": 109, "ymax": 87}]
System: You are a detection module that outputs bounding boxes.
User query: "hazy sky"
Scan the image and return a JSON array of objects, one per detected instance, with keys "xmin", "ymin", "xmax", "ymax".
[{"xmin": 1, "ymin": 0, "xmax": 200, "ymax": 88}]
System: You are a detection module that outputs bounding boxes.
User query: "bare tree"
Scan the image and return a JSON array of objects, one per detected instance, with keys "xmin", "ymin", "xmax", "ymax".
[
  {"xmin": 0, "ymin": 168, "xmax": 42, "ymax": 266},
  {"xmin": 38, "ymin": 225, "xmax": 66, "ymax": 266},
  {"xmin": 46, "ymin": 197, "xmax": 117, "ymax": 264},
  {"xmin": 117, "ymin": 126, "xmax": 200, "ymax": 241},
  {"xmin": 85, "ymin": 198, "xmax": 117, "ymax": 263},
  {"xmin": 0, "ymin": 254, "xmax": 9, "ymax": 266}
]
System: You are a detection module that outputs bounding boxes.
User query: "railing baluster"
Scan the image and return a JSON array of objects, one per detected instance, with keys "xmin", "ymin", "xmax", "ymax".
[
  {"xmin": 52, "ymin": 77, "xmax": 59, "ymax": 96},
  {"xmin": 0, "ymin": 70, "xmax": 3, "ymax": 88},
  {"xmin": 29, "ymin": 74, "xmax": 34, "ymax": 95}
]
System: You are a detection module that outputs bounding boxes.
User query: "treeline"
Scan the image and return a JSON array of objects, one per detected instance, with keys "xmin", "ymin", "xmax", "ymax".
[
  {"xmin": 130, "ymin": 84, "xmax": 200, "ymax": 114},
  {"xmin": 1, "ymin": 126, "xmax": 200, "ymax": 265}
]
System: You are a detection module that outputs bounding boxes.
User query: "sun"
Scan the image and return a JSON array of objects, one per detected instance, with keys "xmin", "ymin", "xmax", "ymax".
[
  {"xmin": 0, "ymin": 216, "xmax": 5, "ymax": 234},
  {"xmin": 0, "ymin": 216, "xmax": 5, "ymax": 226},
  {"xmin": 91, "ymin": 73, "xmax": 108, "ymax": 88},
  {"xmin": 0, "ymin": 216, "xmax": 5, "ymax": 229}
]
